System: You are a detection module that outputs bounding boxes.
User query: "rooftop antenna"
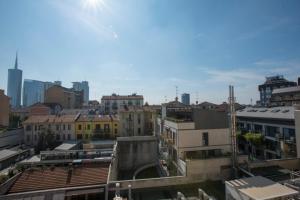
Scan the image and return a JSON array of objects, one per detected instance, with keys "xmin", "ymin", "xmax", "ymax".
[
  {"xmin": 196, "ymin": 91, "xmax": 199, "ymax": 105},
  {"xmin": 250, "ymin": 98, "xmax": 253, "ymax": 106},
  {"xmin": 175, "ymin": 86, "xmax": 178, "ymax": 101},
  {"xmin": 229, "ymin": 85, "xmax": 238, "ymax": 178}
]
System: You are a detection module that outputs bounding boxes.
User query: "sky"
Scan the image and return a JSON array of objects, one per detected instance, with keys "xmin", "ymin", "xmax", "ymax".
[{"xmin": 1, "ymin": 0, "xmax": 300, "ymax": 105}]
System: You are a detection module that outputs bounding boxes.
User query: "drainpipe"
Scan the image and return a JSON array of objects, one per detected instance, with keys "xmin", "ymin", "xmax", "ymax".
[{"xmin": 128, "ymin": 184, "xmax": 132, "ymax": 200}]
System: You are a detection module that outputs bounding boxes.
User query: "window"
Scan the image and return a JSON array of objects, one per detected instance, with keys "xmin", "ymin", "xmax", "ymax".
[
  {"xmin": 35, "ymin": 125, "xmax": 37, "ymax": 131},
  {"xmin": 68, "ymin": 124, "xmax": 71, "ymax": 130},
  {"xmin": 138, "ymin": 128, "xmax": 141, "ymax": 135},
  {"xmin": 85, "ymin": 134, "xmax": 89, "ymax": 139},
  {"xmin": 26, "ymin": 125, "xmax": 32, "ymax": 131},
  {"xmin": 34, "ymin": 134, "xmax": 37, "ymax": 141},
  {"xmin": 56, "ymin": 125, "xmax": 59, "ymax": 131},
  {"xmin": 26, "ymin": 135, "xmax": 30, "ymax": 142},
  {"xmin": 78, "ymin": 124, "xmax": 82, "ymax": 130},
  {"xmin": 202, "ymin": 132, "xmax": 208, "ymax": 146},
  {"xmin": 104, "ymin": 124, "xmax": 110, "ymax": 133},
  {"xmin": 115, "ymin": 129, "xmax": 118, "ymax": 134},
  {"xmin": 68, "ymin": 134, "xmax": 71, "ymax": 140},
  {"xmin": 77, "ymin": 134, "xmax": 82, "ymax": 140},
  {"xmin": 95, "ymin": 124, "xmax": 101, "ymax": 130},
  {"xmin": 56, "ymin": 134, "xmax": 60, "ymax": 140},
  {"xmin": 63, "ymin": 124, "xmax": 65, "ymax": 130},
  {"xmin": 63, "ymin": 134, "xmax": 66, "ymax": 140},
  {"xmin": 138, "ymin": 114, "xmax": 141, "ymax": 124},
  {"xmin": 87, "ymin": 124, "xmax": 91, "ymax": 130}
]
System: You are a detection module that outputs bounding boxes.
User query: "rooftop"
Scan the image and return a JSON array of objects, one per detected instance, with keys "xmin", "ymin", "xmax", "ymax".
[
  {"xmin": 272, "ymin": 85, "xmax": 300, "ymax": 94},
  {"xmin": 0, "ymin": 149, "xmax": 18, "ymax": 162},
  {"xmin": 101, "ymin": 94, "xmax": 143, "ymax": 100},
  {"xmin": 54, "ymin": 141, "xmax": 78, "ymax": 151},
  {"xmin": 236, "ymin": 106, "xmax": 294, "ymax": 120},
  {"xmin": 23, "ymin": 114, "xmax": 78, "ymax": 124},
  {"xmin": 77, "ymin": 114, "xmax": 119, "ymax": 122},
  {"xmin": 8, "ymin": 163, "xmax": 109, "ymax": 194},
  {"xmin": 226, "ymin": 176, "xmax": 298, "ymax": 200}
]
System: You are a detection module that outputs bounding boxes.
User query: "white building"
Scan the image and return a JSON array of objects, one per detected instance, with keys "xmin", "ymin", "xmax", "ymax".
[{"xmin": 101, "ymin": 93, "xmax": 144, "ymax": 114}]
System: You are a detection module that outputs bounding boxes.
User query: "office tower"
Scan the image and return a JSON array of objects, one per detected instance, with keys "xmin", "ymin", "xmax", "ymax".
[
  {"xmin": 72, "ymin": 81, "xmax": 89, "ymax": 105},
  {"xmin": 7, "ymin": 53, "xmax": 22, "ymax": 108},
  {"xmin": 23, "ymin": 79, "xmax": 45, "ymax": 107},
  {"xmin": 181, "ymin": 93, "xmax": 190, "ymax": 105}
]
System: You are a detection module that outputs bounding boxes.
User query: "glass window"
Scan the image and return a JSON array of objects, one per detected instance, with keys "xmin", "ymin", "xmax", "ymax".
[
  {"xmin": 78, "ymin": 124, "xmax": 82, "ymax": 130},
  {"xmin": 202, "ymin": 132, "xmax": 209, "ymax": 146}
]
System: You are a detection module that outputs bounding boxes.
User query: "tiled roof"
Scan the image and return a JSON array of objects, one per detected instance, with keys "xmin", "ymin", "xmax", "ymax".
[
  {"xmin": 8, "ymin": 163, "xmax": 109, "ymax": 194},
  {"xmin": 101, "ymin": 95, "xmax": 143, "ymax": 100},
  {"xmin": 23, "ymin": 115, "xmax": 78, "ymax": 124},
  {"xmin": 77, "ymin": 114, "xmax": 119, "ymax": 122}
]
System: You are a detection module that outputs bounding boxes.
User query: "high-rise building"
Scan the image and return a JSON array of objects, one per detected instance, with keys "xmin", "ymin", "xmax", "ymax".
[
  {"xmin": 258, "ymin": 75, "xmax": 297, "ymax": 106},
  {"xmin": 181, "ymin": 93, "xmax": 190, "ymax": 105},
  {"xmin": 72, "ymin": 81, "xmax": 89, "ymax": 105},
  {"xmin": 7, "ymin": 53, "xmax": 22, "ymax": 108},
  {"xmin": 23, "ymin": 79, "xmax": 45, "ymax": 107}
]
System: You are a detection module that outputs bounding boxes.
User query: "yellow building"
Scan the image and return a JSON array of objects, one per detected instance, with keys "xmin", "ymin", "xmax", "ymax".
[{"xmin": 75, "ymin": 114, "xmax": 119, "ymax": 140}]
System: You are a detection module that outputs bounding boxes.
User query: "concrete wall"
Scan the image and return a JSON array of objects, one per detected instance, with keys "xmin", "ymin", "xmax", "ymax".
[
  {"xmin": 248, "ymin": 158, "xmax": 300, "ymax": 170},
  {"xmin": 178, "ymin": 128, "xmax": 231, "ymax": 149},
  {"xmin": 0, "ymin": 128, "xmax": 23, "ymax": 149},
  {"xmin": 116, "ymin": 136, "xmax": 158, "ymax": 171},
  {"xmin": 192, "ymin": 109, "xmax": 229, "ymax": 129},
  {"xmin": 185, "ymin": 156, "xmax": 248, "ymax": 181},
  {"xmin": 164, "ymin": 120, "xmax": 195, "ymax": 130}
]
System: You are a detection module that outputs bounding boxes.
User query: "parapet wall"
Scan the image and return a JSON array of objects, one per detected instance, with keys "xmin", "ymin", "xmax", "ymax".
[{"xmin": 116, "ymin": 136, "xmax": 158, "ymax": 171}]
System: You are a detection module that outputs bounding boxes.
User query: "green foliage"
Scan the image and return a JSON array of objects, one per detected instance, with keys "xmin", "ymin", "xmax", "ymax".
[
  {"xmin": 35, "ymin": 128, "xmax": 57, "ymax": 153},
  {"xmin": 244, "ymin": 132, "xmax": 263, "ymax": 146}
]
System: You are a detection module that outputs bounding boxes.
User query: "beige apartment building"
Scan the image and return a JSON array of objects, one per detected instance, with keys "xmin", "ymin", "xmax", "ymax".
[
  {"xmin": 23, "ymin": 114, "xmax": 79, "ymax": 146},
  {"xmin": 119, "ymin": 106, "xmax": 156, "ymax": 136},
  {"xmin": 0, "ymin": 89, "xmax": 10, "ymax": 127},
  {"xmin": 158, "ymin": 108, "xmax": 247, "ymax": 180},
  {"xmin": 45, "ymin": 85, "xmax": 83, "ymax": 109},
  {"xmin": 101, "ymin": 93, "xmax": 144, "ymax": 114}
]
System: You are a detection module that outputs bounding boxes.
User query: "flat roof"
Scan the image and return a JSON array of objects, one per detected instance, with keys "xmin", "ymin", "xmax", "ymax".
[
  {"xmin": 0, "ymin": 149, "xmax": 18, "ymax": 162},
  {"xmin": 8, "ymin": 163, "xmax": 110, "ymax": 194},
  {"xmin": 273, "ymin": 86, "xmax": 300, "ymax": 94},
  {"xmin": 236, "ymin": 106, "xmax": 294, "ymax": 120},
  {"xmin": 226, "ymin": 176, "xmax": 298, "ymax": 200},
  {"xmin": 54, "ymin": 141, "xmax": 78, "ymax": 151}
]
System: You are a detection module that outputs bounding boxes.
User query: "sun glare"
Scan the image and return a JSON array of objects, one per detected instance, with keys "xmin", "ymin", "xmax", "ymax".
[{"xmin": 82, "ymin": 0, "xmax": 106, "ymax": 12}]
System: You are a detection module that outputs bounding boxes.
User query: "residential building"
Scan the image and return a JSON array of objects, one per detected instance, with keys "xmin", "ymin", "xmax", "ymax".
[
  {"xmin": 181, "ymin": 93, "xmax": 190, "ymax": 105},
  {"xmin": 22, "ymin": 79, "xmax": 45, "ymax": 107},
  {"xmin": 75, "ymin": 114, "xmax": 119, "ymax": 140},
  {"xmin": 45, "ymin": 85, "xmax": 83, "ymax": 109},
  {"xmin": 225, "ymin": 176, "xmax": 298, "ymax": 200},
  {"xmin": 101, "ymin": 93, "xmax": 144, "ymax": 114},
  {"xmin": 271, "ymin": 85, "xmax": 300, "ymax": 106},
  {"xmin": 258, "ymin": 75, "xmax": 297, "ymax": 106},
  {"xmin": 0, "ymin": 89, "xmax": 10, "ymax": 127},
  {"xmin": 72, "ymin": 81, "xmax": 89, "ymax": 105},
  {"xmin": 156, "ymin": 106, "xmax": 248, "ymax": 180},
  {"xmin": 23, "ymin": 114, "xmax": 79, "ymax": 146},
  {"xmin": 28, "ymin": 102, "xmax": 62, "ymax": 116},
  {"xmin": 7, "ymin": 53, "xmax": 22, "ymax": 108},
  {"xmin": 236, "ymin": 106, "xmax": 297, "ymax": 159},
  {"xmin": 119, "ymin": 106, "xmax": 156, "ymax": 136}
]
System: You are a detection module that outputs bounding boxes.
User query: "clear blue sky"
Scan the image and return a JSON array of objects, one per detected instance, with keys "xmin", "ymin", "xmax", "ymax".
[{"xmin": 1, "ymin": 0, "xmax": 300, "ymax": 104}]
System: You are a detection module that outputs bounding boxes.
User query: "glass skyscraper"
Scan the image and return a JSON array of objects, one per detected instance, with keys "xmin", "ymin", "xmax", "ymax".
[
  {"xmin": 23, "ymin": 79, "xmax": 45, "ymax": 107},
  {"xmin": 72, "ymin": 81, "xmax": 89, "ymax": 105},
  {"xmin": 181, "ymin": 93, "xmax": 190, "ymax": 105},
  {"xmin": 7, "ymin": 53, "xmax": 22, "ymax": 108}
]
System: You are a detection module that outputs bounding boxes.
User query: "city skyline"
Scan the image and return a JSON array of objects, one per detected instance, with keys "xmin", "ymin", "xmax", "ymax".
[{"xmin": 1, "ymin": 0, "xmax": 300, "ymax": 104}]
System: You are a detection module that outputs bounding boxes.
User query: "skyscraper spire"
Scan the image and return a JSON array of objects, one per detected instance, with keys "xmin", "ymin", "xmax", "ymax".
[{"xmin": 14, "ymin": 51, "xmax": 18, "ymax": 69}]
